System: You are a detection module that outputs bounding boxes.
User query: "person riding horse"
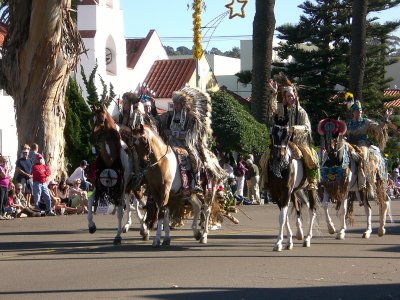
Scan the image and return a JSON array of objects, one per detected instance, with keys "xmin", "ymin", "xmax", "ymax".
[
  {"xmin": 344, "ymin": 93, "xmax": 392, "ymax": 200},
  {"xmin": 264, "ymin": 80, "xmax": 320, "ymax": 197},
  {"xmin": 158, "ymin": 90, "xmax": 203, "ymax": 193}
]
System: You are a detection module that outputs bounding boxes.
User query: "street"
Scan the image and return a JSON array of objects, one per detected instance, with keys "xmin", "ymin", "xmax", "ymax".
[{"xmin": 0, "ymin": 200, "xmax": 399, "ymax": 300}]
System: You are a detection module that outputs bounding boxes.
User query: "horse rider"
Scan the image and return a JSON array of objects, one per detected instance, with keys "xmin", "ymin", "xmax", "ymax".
[
  {"xmin": 120, "ymin": 92, "xmax": 141, "ymax": 127},
  {"xmin": 264, "ymin": 81, "xmax": 320, "ymax": 197},
  {"xmin": 158, "ymin": 90, "xmax": 202, "ymax": 193},
  {"xmin": 345, "ymin": 93, "xmax": 392, "ymax": 198}
]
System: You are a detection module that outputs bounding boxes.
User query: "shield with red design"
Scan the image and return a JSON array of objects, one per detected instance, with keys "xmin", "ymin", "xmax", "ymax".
[{"xmin": 99, "ymin": 169, "xmax": 118, "ymax": 187}]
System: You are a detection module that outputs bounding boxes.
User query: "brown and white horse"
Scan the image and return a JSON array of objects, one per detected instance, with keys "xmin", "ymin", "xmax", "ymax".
[
  {"xmin": 89, "ymin": 105, "xmax": 135, "ymax": 245},
  {"xmin": 318, "ymin": 118, "xmax": 389, "ymax": 239},
  {"xmin": 120, "ymin": 123, "xmax": 218, "ymax": 247},
  {"xmin": 268, "ymin": 111, "xmax": 317, "ymax": 251}
]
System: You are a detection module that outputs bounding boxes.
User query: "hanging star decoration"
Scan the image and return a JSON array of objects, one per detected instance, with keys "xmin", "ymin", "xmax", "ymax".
[{"xmin": 225, "ymin": 0, "xmax": 248, "ymax": 19}]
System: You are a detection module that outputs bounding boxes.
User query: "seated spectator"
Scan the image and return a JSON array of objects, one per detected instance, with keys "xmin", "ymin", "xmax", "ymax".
[
  {"xmin": 69, "ymin": 179, "xmax": 88, "ymax": 210},
  {"xmin": 57, "ymin": 180, "xmax": 70, "ymax": 204},
  {"xmin": 13, "ymin": 183, "xmax": 41, "ymax": 217},
  {"xmin": 3, "ymin": 189, "xmax": 17, "ymax": 218},
  {"xmin": 67, "ymin": 160, "xmax": 91, "ymax": 191},
  {"xmin": 228, "ymin": 176, "xmax": 253, "ymax": 205},
  {"xmin": 48, "ymin": 180, "xmax": 84, "ymax": 214}
]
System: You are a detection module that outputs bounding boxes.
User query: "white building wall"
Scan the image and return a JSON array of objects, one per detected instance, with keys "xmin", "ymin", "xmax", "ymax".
[
  {"xmin": 206, "ymin": 54, "xmax": 241, "ymax": 76},
  {"xmin": 0, "ymin": 90, "xmax": 18, "ymax": 172},
  {"xmin": 386, "ymin": 58, "xmax": 400, "ymax": 89}
]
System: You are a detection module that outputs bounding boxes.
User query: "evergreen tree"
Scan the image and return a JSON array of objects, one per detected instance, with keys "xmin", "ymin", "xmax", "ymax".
[
  {"xmin": 274, "ymin": 0, "xmax": 400, "ymax": 131},
  {"xmin": 64, "ymin": 78, "xmax": 93, "ymax": 175}
]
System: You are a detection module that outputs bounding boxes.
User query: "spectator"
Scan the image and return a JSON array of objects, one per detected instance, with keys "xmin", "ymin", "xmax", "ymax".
[
  {"xmin": 48, "ymin": 180, "xmax": 84, "ymax": 215},
  {"xmin": 15, "ymin": 144, "xmax": 33, "ymax": 206},
  {"xmin": 13, "ymin": 183, "xmax": 41, "ymax": 217},
  {"xmin": 29, "ymin": 143, "xmax": 40, "ymax": 164},
  {"xmin": 0, "ymin": 155, "xmax": 11, "ymax": 220},
  {"xmin": 233, "ymin": 154, "xmax": 247, "ymax": 198},
  {"xmin": 67, "ymin": 160, "xmax": 91, "ymax": 191},
  {"xmin": 57, "ymin": 180, "xmax": 70, "ymax": 204},
  {"xmin": 245, "ymin": 158, "xmax": 261, "ymax": 205},
  {"xmin": 4, "ymin": 189, "xmax": 17, "ymax": 218},
  {"xmin": 32, "ymin": 153, "xmax": 56, "ymax": 216},
  {"xmin": 222, "ymin": 154, "xmax": 234, "ymax": 179},
  {"xmin": 69, "ymin": 178, "xmax": 88, "ymax": 210}
]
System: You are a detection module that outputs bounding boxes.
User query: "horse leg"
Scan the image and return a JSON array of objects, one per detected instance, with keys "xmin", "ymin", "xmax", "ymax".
[
  {"xmin": 133, "ymin": 195, "xmax": 150, "ymax": 241},
  {"xmin": 188, "ymin": 194, "xmax": 202, "ymax": 241},
  {"xmin": 87, "ymin": 191, "xmax": 96, "ymax": 234},
  {"xmin": 285, "ymin": 212, "xmax": 294, "ymax": 250},
  {"xmin": 122, "ymin": 194, "xmax": 132, "ymax": 233},
  {"xmin": 293, "ymin": 194, "xmax": 303, "ymax": 241},
  {"xmin": 153, "ymin": 217, "xmax": 163, "ymax": 248},
  {"xmin": 162, "ymin": 209, "xmax": 171, "ymax": 246},
  {"xmin": 322, "ymin": 191, "xmax": 336, "ymax": 235},
  {"xmin": 356, "ymin": 190, "xmax": 372, "ymax": 239},
  {"xmin": 199, "ymin": 202, "xmax": 211, "ymax": 244},
  {"xmin": 378, "ymin": 200, "xmax": 388, "ymax": 237},
  {"xmin": 303, "ymin": 189, "xmax": 317, "ymax": 248},
  {"xmin": 273, "ymin": 206, "xmax": 288, "ymax": 252},
  {"xmin": 113, "ymin": 206, "xmax": 123, "ymax": 245},
  {"xmin": 336, "ymin": 198, "xmax": 347, "ymax": 240}
]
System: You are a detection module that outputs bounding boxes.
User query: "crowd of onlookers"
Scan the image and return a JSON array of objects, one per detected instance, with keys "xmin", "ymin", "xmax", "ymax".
[{"xmin": 0, "ymin": 143, "xmax": 90, "ymax": 220}]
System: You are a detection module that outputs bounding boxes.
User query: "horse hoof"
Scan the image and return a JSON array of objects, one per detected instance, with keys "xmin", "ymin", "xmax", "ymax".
[
  {"xmin": 89, "ymin": 224, "xmax": 97, "ymax": 234},
  {"xmin": 286, "ymin": 243, "xmax": 293, "ymax": 250},
  {"xmin": 200, "ymin": 236, "xmax": 208, "ymax": 244},
  {"xmin": 194, "ymin": 231, "xmax": 201, "ymax": 241},
  {"xmin": 378, "ymin": 228, "xmax": 385, "ymax": 237},
  {"xmin": 162, "ymin": 238, "xmax": 171, "ymax": 246},
  {"xmin": 273, "ymin": 244, "xmax": 283, "ymax": 252},
  {"xmin": 152, "ymin": 240, "xmax": 161, "ymax": 248},
  {"xmin": 142, "ymin": 233, "xmax": 150, "ymax": 241},
  {"xmin": 296, "ymin": 231, "xmax": 304, "ymax": 241},
  {"xmin": 113, "ymin": 236, "xmax": 122, "ymax": 246},
  {"xmin": 362, "ymin": 231, "xmax": 371, "ymax": 239},
  {"xmin": 303, "ymin": 240, "xmax": 311, "ymax": 248},
  {"xmin": 328, "ymin": 227, "xmax": 336, "ymax": 235},
  {"xmin": 122, "ymin": 224, "xmax": 131, "ymax": 233},
  {"xmin": 336, "ymin": 232, "xmax": 345, "ymax": 240}
]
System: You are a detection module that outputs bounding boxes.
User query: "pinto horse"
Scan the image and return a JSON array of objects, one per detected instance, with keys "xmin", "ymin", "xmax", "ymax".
[
  {"xmin": 120, "ymin": 123, "xmax": 217, "ymax": 247},
  {"xmin": 89, "ymin": 105, "xmax": 134, "ymax": 245},
  {"xmin": 318, "ymin": 118, "xmax": 389, "ymax": 239},
  {"xmin": 268, "ymin": 111, "xmax": 317, "ymax": 251}
]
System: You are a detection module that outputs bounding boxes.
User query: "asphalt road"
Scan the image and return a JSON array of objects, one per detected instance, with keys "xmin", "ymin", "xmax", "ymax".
[{"xmin": 1, "ymin": 199, "xmax": 399, "ymax": 300}]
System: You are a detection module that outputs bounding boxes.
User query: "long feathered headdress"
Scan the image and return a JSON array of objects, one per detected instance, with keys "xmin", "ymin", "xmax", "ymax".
[{"xmin": 179, "ymin": 86, "xmax": 226, "ymax": 180}]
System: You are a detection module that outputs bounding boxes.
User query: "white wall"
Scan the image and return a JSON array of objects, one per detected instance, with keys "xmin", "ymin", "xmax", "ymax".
[
  {"xmin": 206, "ymin": 54, "xmax": 240, "ymax": 76},
  {"xmin": 386, "ymin": 58, "xmax": 400, "ymax": 89},
  {"xmin": 0, "ymin": 90, "xmax": 18, "ymax": 172}
]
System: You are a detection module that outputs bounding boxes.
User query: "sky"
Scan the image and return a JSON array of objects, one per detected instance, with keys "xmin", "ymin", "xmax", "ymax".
[{"xmin": 120, "ymin": 0, "xmax": 400, "ymax": 52}]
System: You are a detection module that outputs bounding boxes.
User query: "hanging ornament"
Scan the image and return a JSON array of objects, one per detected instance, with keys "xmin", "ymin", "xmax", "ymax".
[{"xmin": 225, "ymin": 0, "xmax": 248, "ymax": 19}]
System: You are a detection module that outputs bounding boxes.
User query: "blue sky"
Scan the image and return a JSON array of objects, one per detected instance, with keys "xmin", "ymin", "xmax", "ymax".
[{"xmin": 120, "ymin": 0, "xmax": 400, "ymax": 52}]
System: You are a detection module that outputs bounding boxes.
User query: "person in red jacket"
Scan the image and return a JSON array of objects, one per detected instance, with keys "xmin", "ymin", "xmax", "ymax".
[{"xmin": 32, "ymin": 153, "xmax": 55, "ymax": 216}]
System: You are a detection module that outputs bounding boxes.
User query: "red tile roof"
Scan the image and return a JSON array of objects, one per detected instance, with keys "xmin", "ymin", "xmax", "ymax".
[
  {"xmin": 126, "ymin": 30, "xmax": 155, "ymax": 69},
  {"xmin": 143, "ymin": 58, "xmax": 196, "ymax": 98},
  {"xmin": 0, "ymin": 22, "xmax": 7, "ymax": 47},
  {"xmin": 384, "ymin": 89, "xmax": 400, "ymax": 107}
]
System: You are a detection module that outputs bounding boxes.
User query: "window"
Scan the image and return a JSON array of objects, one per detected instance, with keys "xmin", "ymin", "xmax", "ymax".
[{"xmin": 106, "ymin": 48, "xmax": 112, "ymax": 65}]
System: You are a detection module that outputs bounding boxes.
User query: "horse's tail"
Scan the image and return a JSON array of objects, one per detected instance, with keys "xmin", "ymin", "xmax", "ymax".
[{"xmin": 345, "ymin": 192, "xmax": 355, "ymax": 226}]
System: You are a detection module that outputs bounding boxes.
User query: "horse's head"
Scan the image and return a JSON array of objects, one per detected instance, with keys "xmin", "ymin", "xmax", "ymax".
[
  {"xmin": 318, "ymin": 118, "xmax": 347, "ymax": 165},
  {"xmin": 123, "ymin": 124, "xmax": 151, "ymax": 160},
  {"xmin": 270, "ymin": 106, "xmax": 291, "ymax": 159},
  {"xmin": 92, "ymin": 105, "xmax": 113, "ymax": 133}
]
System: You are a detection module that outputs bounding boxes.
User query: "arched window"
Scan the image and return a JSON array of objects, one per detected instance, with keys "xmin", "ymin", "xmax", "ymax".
[{"xmin": 105, "ymin": 35, "xmax": 117, "ymax": 75}]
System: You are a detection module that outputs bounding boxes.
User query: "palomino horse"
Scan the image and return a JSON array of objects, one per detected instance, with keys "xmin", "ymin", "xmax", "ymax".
[
  {"xmin": 318, "ymin": 118, "xmax": 389, "ymax": 239},
  {"xmin": 89, "ymin": 105, "xmax": 134, "ymax": 245},
  {"xmin": 120, "ymin": 123, "xmax": 218, "ymax": 247},
  {"xmin": 268, "ymin": 111, "xmax": 317, "ymax": 252}
]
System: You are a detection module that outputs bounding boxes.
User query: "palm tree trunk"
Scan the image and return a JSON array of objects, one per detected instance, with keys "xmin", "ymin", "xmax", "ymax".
[
  {"xmin": 349, "ymin": 0, "xmax": 368, "ymax": 100},
  {"xmin": 252, "ymin": 0, "xmax": 276, "ymax": 125}
]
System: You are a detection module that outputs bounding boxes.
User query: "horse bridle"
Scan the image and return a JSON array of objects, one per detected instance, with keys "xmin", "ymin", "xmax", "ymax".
[{"xmin": 271, "ymin": 124, "xmax": 292, "ymax": 152}]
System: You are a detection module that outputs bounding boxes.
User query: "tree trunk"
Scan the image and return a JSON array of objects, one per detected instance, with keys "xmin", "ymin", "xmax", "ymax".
[
  {"xmin": 349, "ymin": 0, "xmax": 368, "ymax": 100},
  {"xmin": 252, "ymin": 0, "xmax": 276, "ymax": 126},
  {"xmin": 0, "ymin": 0, "xmax": 82, "ymax": 178}
]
